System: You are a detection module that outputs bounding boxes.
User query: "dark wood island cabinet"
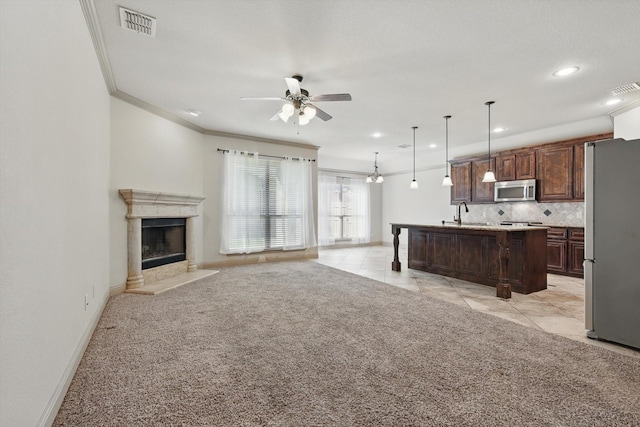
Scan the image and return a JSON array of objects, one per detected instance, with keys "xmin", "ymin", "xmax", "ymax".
[{"xmin": 391, "ymin": 224, "xmax": 548, "ymax": 294}]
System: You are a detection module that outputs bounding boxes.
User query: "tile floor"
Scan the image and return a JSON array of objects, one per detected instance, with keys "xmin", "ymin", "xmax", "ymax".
[{"xmin": 314, "ymin": 245, "xmax": 640, "ymax": 359}]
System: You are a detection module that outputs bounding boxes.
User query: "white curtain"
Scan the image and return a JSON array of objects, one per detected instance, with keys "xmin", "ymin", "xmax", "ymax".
[
  {"xmin": 280, "ymin": 157, "xmax": 317, "ymax": 251},
  {"xmin": 318, "ymin": 174, "xmax": 370, "ymax": 246},
  {"xmin": 318, "ymin": 174, "xmax": 339, "ymax": 246},
  {"xmin": 220, "ymin": 151, "xmax": 317, "ymax": 254},
  {"xmin": 220, "ymin": 151, "xmax": 263, "ymax": 254},
  {"xmin": 350, "ymin": 177, "xmax": 370, "ymax": 244}
]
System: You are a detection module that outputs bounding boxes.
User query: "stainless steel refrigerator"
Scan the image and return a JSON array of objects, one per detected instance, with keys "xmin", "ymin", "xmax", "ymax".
[{"xmin": 585, "ymin": 138, "xmax": 640, "ymax": 349}]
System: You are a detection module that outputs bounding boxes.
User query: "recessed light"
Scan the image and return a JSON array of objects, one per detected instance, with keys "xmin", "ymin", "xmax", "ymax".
[
  {"xmin": 429, "ymin": 143, "xmax": 437, "ymax": 148},
  {"xmin": 553, "ymin": 66, "xmax": 579, "ymax": 77},
  {"xmin": 187, "ymin": 109, "xmax": 201, "ymax": 117},
  {"xmin": 603, "ymin": 98, "xmax": 622, "ymax": 106},
  {"xmin": 372, "ymin": 132, "xmax": 382, "ymax": 138},
  {"xmin": 493, "ymin": 127, "xmax": 505, "ymax": 133}
]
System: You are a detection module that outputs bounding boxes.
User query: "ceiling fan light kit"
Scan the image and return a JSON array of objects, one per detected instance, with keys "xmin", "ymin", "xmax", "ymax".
[{"xmin": 242, "ymin": 75, "xmax": 351, "ymax": 128}]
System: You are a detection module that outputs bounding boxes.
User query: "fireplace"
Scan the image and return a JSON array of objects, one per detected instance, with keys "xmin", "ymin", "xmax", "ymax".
[
  {"xmin": 119, "ymin": 189, "xmax": 206, "ymax": 291},
  {"xmin": 142, "ymin": 218, "xmax": 186, "ymax": 270}
]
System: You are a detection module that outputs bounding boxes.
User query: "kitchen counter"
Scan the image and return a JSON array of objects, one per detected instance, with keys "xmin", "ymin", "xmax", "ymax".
[{"xmin": 391, "ymin": 223, "xmax": 548, "ymax": 295}]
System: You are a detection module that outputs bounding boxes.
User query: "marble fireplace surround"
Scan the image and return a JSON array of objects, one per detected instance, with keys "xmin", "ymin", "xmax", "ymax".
[{"xmin": 119, "ymin": 189, "xmax": 206, "ymax": 292}]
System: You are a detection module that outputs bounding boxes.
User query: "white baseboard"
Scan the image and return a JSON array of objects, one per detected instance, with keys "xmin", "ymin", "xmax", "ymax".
[{"xmin": 37, "ymin": 290, "xmax": 109, "ymax": 427}]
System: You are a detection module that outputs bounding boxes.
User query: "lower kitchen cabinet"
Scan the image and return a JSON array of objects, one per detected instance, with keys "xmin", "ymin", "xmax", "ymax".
[{"xmin": 547, "ymin": 227, "xmax": 584, "ymax": 277}]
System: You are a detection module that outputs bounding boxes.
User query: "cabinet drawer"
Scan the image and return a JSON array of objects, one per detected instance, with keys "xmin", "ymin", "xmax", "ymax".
[
  {"xmin": 547, "ymin": 227, "xmax": 567, "ymax": 239},
  {"xmin": 568, "ymin": 228, "xmax": 584, "ymax": 241}
]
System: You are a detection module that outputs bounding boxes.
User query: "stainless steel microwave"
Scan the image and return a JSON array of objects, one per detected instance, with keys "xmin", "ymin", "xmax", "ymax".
[{"xmin": 494, "ymin": 179, "xmax": 536, "ymax": 202}]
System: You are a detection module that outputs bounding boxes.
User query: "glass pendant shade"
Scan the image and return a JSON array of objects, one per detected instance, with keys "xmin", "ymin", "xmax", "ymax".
[
  {"xmin": 305, "ymin": 106, "xmax": 316, "ymax": 119},
  {"xmin": 410, "ymin": 179, "xmax": 419, "ymax": 189},
  {"xmin": 376, "ymin": 176, "xmax": 384, "ymax": 183},
  {"xmin": 366, "ymin": 176, "xmax": 373, "ymax": 183},
  {"xmin": 442, "ymin": 175, "xmax": 453, "ymax": 186},
  {"xmin": 482, "ymin": 170, "xmax": 496, "ymax": 183}
]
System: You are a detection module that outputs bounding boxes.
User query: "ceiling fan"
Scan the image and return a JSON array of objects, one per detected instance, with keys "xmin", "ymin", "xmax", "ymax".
[{"xmin": 241, "ymin": 75, "xmax": 352, "ymax": 125}]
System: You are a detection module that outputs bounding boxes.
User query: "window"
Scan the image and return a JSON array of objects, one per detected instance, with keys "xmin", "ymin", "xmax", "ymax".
[
  {"xmin": 220, "ymin": 151, "xmax": 316, "ymax": 254},
  {"xmin": 318, "ymin": 174, "xmax": 370, "ymax": 246}
]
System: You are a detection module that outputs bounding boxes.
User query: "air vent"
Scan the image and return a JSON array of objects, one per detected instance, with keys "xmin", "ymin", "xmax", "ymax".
[
  {"xmin": 611, "ymin": 82, "xmax": 640, "ymax": 96},
  {"xmin": 119, "ymin": 7, "xmax": 156, "ymax": 38}
]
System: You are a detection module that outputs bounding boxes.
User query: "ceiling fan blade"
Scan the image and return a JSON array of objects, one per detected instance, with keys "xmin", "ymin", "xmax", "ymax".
[
  {"xmin": 285, "ymin": 77, "xmax": 301, "ymax": 96},
  {"xmin": 309, "ymin": 93, "xmax": 352, "ymax": 102},
  {"xmin": 308, "ymin": 103, "xmax": 332, "ymax": 121},
  {"xmin": 240, "ymin": 97, "xmax": 283, "ymax": 101},
  {"xmin": 270, "ymin": 110, "xmax": 281, "ymax": 121}
]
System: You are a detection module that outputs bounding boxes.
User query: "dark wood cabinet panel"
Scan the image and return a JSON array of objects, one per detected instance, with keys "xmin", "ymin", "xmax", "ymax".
[
  {"xmin": 537, "ymin": 145, "xmax": 573, "ymax": 201},
  {"xmin": 573, "ymin": 143, "xmax": 585, "ymax": 200},
  {"xmin": 546, "ymin": 240, "xmax": 567, "ymax": 273},
  {"xmin": 457, "ymin": 235, "xmax": 486, "ymax": 276},
  {"xmin": 515, "ymin": 150, "xmax": 536, "ymax": 180},
  {"xmin": 568, "ymin": 240, "xmax": 584, "ymax": 276},
  {"xmin": 450, "ymin": 161, "xmax": 472, "ymax": 204},
  {"xmin": 471, "ymin": 158, "xmax": 495, "ymax": 203},
  {"xmin": 496, "ymin": 154, "xmax": 516, "ymax": 181},
  {"xmin": 431, "ymin": 233, "xmax": 456, "ymax": 272},
  {"xmin": 408, "ymin": 230, "xmax": 429, "ymax": 271}
]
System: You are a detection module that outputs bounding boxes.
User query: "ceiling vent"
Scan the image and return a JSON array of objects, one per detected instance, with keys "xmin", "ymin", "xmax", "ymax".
[
  {"xmin": 119, "ymin": 7, "xmax": 156, "ymax": 38},
  {"xmin": 610, "ymin": 82, "xmax": 640, "ymax": 96}
]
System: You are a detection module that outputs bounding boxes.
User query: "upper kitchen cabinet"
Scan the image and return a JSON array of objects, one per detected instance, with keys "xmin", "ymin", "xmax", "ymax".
[
  {"xmin": 471, "ymin": 158, "xmax": 495, "ymax": 203},
  {"xmin": 496, "ymin": 153, "xmax": 516, "ymax": 181},
  {"xmin": 537, "ymin": 145, "xmax": 574, "ymax": 201},
  {"xmin": 496, "ymin": 149, "xmax": 535, "ymax": 181},
  {"xmin": 515, "ymin": 149, "xmax": 536, "ymax": 180},
  {"xmin": 450, "ymin": 161, "xmax": 472, "ymax": 203}
]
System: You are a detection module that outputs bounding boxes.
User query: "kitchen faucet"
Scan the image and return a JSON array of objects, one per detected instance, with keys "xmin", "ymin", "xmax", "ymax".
[{"xmin": 454, "ymin": 202, "xmax": 469, "ymax": 225}]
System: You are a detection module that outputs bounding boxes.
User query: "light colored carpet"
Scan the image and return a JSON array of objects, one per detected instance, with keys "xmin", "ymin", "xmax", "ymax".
[{"xmin": 54, "ymin": 261, "xmax": 640, "ymax": 426}]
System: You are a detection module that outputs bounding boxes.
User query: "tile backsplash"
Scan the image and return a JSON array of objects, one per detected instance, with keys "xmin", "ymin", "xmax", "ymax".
[{"xmin": 463, "ymin": 202, "xmax": 584, "ymax": 227}]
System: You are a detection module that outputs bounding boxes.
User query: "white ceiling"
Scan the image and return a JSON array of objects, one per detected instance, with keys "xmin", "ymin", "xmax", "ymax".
[{"xmin": 92, "ymin": 0, "xmax": 640, "ymax": 173}]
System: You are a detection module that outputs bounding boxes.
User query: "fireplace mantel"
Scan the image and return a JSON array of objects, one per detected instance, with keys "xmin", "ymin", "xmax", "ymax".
[
  {"xmin": 119, "ymin": 189, "xmax": 206, "ymax": 290},
  {"xmin": 119, "ymin": 189, "xmax": 205, "ymax": 219}
]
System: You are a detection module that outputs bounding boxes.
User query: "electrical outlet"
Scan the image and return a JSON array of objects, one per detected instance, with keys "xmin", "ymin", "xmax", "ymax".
[{"xmin": 85, "ymin": 294, "xmax": 89, "ymax": 310}]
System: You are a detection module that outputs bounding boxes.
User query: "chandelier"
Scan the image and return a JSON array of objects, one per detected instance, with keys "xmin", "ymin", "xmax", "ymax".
[{"xmin": 366, "ymin": 152, "xmax": 383, "ymax": 183}]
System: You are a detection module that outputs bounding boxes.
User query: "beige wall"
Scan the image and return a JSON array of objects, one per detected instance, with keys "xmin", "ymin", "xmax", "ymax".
[
  {"xmin": 0, "ymin": 1, "xmax": 111, "ymax": 425},
  {"xmin": 109, "ymin": 98, "xmax": 205, "ymax": 292},
  {"xmin": 613, "ymin": 105, "xmax": 640, "ymax": 140}
]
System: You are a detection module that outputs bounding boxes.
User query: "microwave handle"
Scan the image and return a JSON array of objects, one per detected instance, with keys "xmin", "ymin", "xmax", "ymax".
[{"xmin": 523, "ymin": 186, "xmax": 527, "ymax": 198}]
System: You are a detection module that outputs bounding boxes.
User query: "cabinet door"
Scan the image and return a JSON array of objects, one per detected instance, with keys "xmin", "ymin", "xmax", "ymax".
[
  {"xmin": 450, "ymin": 161, "xmax": 472, "ymax": 204},
  {"xmin": 568, "ymin": 241, "xmax": 584, "ymax": 276},
  {"xmin": 408, "ymin": 230, "xmax": 430, "ymax": 271},
  {"xmin": 537, "ymin": 145, "xmax": 573, "ymax": 201},
  {"xmin": 573, "ymin": 143, "xmax": 585, "ymax": 200},
  {"xmin": 471, "ymin": 158, "xmax": 495, "ymax": 203},
  {"xmin": 515, "ymin": 150, "xmax": 536, "ymax": 180},
  {"xmin": 546, "ymin": 239, "xmax": 567, "ymax": 273},
  {"xmin": 496, "ymin": 154, "xmax": 516, "ymax": 181}
]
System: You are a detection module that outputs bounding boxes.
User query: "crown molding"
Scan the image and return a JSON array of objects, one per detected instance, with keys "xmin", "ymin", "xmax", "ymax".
[
  {"xmin": 609, "ymin": 98, "xmax": 640, "ymax": 117},
  {"xmin": 79, "ymin": 0, "xmax": 116, "ymax": 93}
]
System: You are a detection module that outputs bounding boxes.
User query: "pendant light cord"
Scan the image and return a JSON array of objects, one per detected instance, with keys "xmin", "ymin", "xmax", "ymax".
[
  {"xmin": 412, "ymin": 126, "xmax": 417, "ymax": 180},
  {"xmin": 485, "ymin": 101, "xmax": 495, "ymax": 164},
  {"xmin": 444, "ymin": 115, "xmax": 451, "ymax": 174}
]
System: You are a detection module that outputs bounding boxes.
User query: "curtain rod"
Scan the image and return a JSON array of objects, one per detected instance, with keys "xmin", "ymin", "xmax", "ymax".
[{"xmin": 217, "ymin": 148, "xmax": 315, "ymax": 162}]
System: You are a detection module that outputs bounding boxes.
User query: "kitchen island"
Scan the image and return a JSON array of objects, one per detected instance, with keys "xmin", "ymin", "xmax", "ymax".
[{"xmin": 391, "ymin": 223, "xmax": 548, "ymax": 294}]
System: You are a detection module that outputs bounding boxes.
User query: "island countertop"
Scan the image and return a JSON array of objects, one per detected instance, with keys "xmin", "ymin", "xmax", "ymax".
[
  {"xmin": 390, "ymin": 223, "xmax": 548, "ymax": 295},
  {"xmin": 391, "ymin": 223, "xmax": 549, "ymax": 232}
]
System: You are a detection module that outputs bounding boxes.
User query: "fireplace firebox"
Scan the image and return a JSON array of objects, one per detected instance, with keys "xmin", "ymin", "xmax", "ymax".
[{"xmin": 141, "ymin": 218, "xmax": 186, "ymax": 270}]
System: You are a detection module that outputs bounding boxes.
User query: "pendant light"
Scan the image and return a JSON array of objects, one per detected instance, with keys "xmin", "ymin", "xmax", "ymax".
[
  {"xmin": 410, "ymin": 126, "xmax": 419, "ymax": 189},
  {"xmin": 441, "ymin": 115, "xmax": 453, "ymax": 186},
  {"xmin": 482, "ymin": 101, "xmax": 497, "ymax": 183}
]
